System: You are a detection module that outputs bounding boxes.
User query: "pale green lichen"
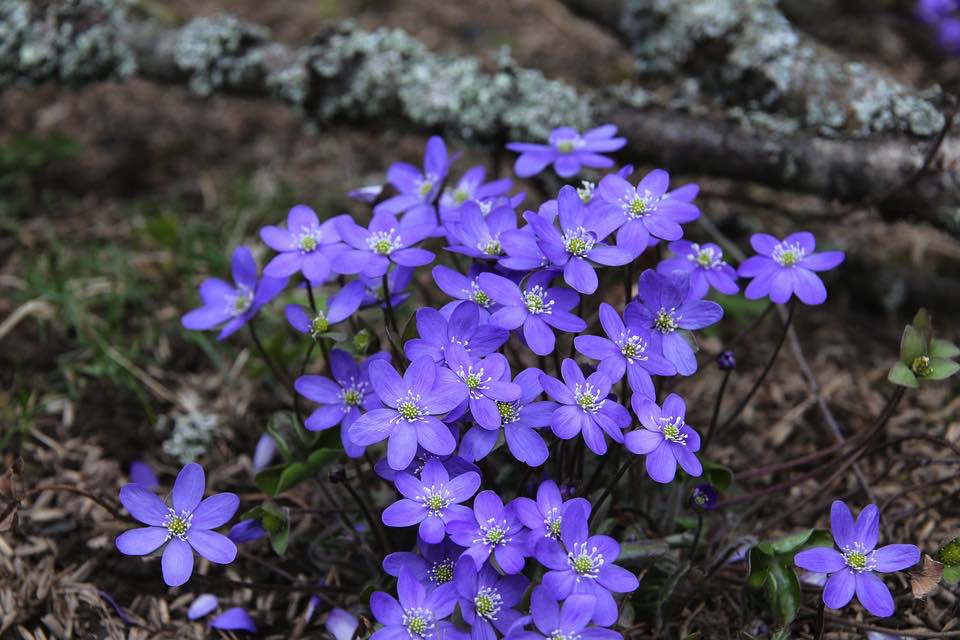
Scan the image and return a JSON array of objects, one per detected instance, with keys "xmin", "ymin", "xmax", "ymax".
[{"xmin": 173, "ymin": 15, "xmax": 272, "ymax": 96}]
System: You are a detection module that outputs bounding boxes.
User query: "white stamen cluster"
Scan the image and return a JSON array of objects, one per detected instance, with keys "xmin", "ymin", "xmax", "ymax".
[
  {"xmin": 392, "ymin": 392, "xmax": 426, "ymax": 423},
  {"xmin": 842, "ymin": 542, "xmax": 877, "ymax": 572},
  {"xmin": 457, "ymin": 365, "xmax": 490, "ymax": 399},
  {"xmin": 225, "ymin": 287, "xmax": 254, "ymax": 316},
  {"xmin": 567, "ymin": 541, "xmax": 604, "ymax": 580},
  {"xmin": 473, "ymin": 586, "xmax": 503, "ymax": 620},
  {"xmin": 772, "ymin": 241, "xmax": 806, "ymax": 267},
  {"xmin": 659, "ymin": 415, "xmax": 688, "ymax": 445},
  {"xmin": 562, "ymin": 226, "xmax": 595, "ymax": 257},
  {"xmin": 475, "ymin": 517, "xmax": 511, "ymax": 548},
  {"xmin": 296, "ymin": 225, "xmax": 323, "ymax": 253},
  {"xmin": 524, "ymin": 286, "xmax": 555, "ymax": 315},
  {"xmin": 688, "ymin": 243, "xmax": 725, "ymax": 270},
  {"xmin": 419, "ymin": 484, "xmax": 452, "ymax": 516},
  {"xmin": 163, "ymin": 507, "xmax": 193, "ymax": 541},
  {"xmin": 367, "ymin": 229, "xmax": 403, "ymax": 256},
  {"xmin": 338, "ymin": 378, "xmax": 368, "ymax": 411},
  {"xmin": 574, "ymin": 382, "xmax": 605, "ymax": 414},
  {"xmin": 618, "ymin": 332, "xmax": 649, "ymax": 364}
]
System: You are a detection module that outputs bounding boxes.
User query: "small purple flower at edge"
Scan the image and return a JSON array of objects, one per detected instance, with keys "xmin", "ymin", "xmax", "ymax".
[
  {"xmin": 116, "ymin": 463, "xmax": 238, "ymax": 587},
  {"xmin": 260, "ymin": 205, "xmax": 344, "ymax": 282},
  {"xmin": 369, "ymin": 567, "xmax": 458, "ymax": 640},
  {"xmin": 625, "ymin": 393, "xmax": 703, "ymax": 484},
  {"xmin": 285, "ymin": 279, "xmax": 365, "ymax": 339},
  {"xmin": 383, "ymin": 538, "xmax": 465, "ymax": 589},
  {"xmin": 335, "ymin": 212, "xmax": 435, "ymax": 278},
  {"xmin": 534, "ymin": 502, "xmax": 639, "ymax": 626},
  {"xmin": 444, "ymin": 343, "xmax": 522, "ymax": 430},
  {"xmin": 447, "ymin": 490, "xmax": 529, "ymax": 574},
  {"xmin": 738, "ymin": 232, "xmax": 844, "ymax": 305},
  {"xmin": 657, "ymin": 240, "xmax": 739, "ymax": 299},
  {"xmin": 439, "ymin": 166, "xmax": 512, "ymax": 215},
  {"xmin": 453, "ymin": 556, "xmax": 529, "ymax": 638},
  {"xmin": 507, "ymin": 125, "xmax": 626, "ymax": 178},
  {"xmin": 794, "ymin": 501, "xmax": 920, "ymax": 617},
  {"xmin": 507, "ymin": 588, "xmax": 621, "ymax": 640},
  {"xmin": 375, "ymin": 136, "xmax": 456, "ymax": 218},
  {"xmin": 381, "ymin": 458, "xmax": 480, "ymax": 544},
  {"xmin": 181, "ymin": 246, "xmax": 287, "ymax": 340},
  {"xmin": 432, "ymin": 264, "xmax": 498, "ymax": 318},
  {"xmin": 512, "ymin": 479, "xmax": 591, "ymax": 550}
]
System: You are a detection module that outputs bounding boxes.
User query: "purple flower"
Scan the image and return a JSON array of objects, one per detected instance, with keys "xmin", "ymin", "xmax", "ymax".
[
  {"xmin": 480, "ymin": 271, "xmax": 586, "ymax": 356},
  {"xmin": 129, "ymin": 461, "xmax": 159, "ymax": 488},
  {"xmin": 512, "ymin": 480, "xmax": 591, "ymax": 550},
  {"xmin": 375, "ymin": 450, "xmax": 480, "ymax": 483},
  {"xmin": 210, "ymin": 607, "xmax": 257, "ymax": 633},
  {"xmin": 794, "ymin": 501, "xmax": 920, "ymax": 617},
  {"xmin": 335, "ymin": 212, "xmax": 435, "ymax": 278},
  {"xmin": 446, "ymin": 201, "xmax": 518, "ymax": 261},
  {"xmin": 507, "ymin": 125, "xmax": 626, "ymax": 178},
  {"xmin": 534, "ymin": 502, "xmax": 639, "ymax": 626},
  {"xmin": 507, "ymin": 588, "xmax": 621, "ymax": 640},
  {"xmin": 657, "ymin": 240, "xmax": 739, "ymax": 298},
  {"xmin": 228, "ymin": 518, "xmax": 267, "ymax": 543},
  {"xmin": 362, "ymin": 265, "xmax": 415, "ymax": 309},
  {"xmin": 326, "ymin": 608, "xmax": 360, "ymax": 640},
  {"xmin": 181, "ymin": 246, "xmax": 287, "ymax": 340},
  {"xmin": 433, "ymin": 265, "xmax": 498, "ymax": 317},
  {"xmin": 453, "ymin": 557, "xmax": 529, "ymax": 640},
  {"xmin": 444, "ymin": 343, "xmax": 522, "ymax": 429},
  {"xmin": 448, "ymin": 490, "xmax": 529, "ymax": 574},
  {"xmin": 285, "ymin": 280, "xmax": 365, "ymax": 339},
  {"xmin": 496, "ymin": 204, "xmax": 554, "ymax": 272},
  {"xmin": 382, "ymin": 458, "xmax": 481, "ymax": 544},
  {"xmin": 347, "ymin": 357, "xmax": 468, "ymax": 470},
  {"xmin": 375, "ymin": 136, "xmax": 455, "ymax": 217},
  {"xmin": 295, "ymin": 350, "xmax": 389, "ymax": 456},
  {"xmin": 252, "ymin": 434, "xmax": 276, "ymax": 472},
  {"xmin": 938, "ymin": 17, "xmax": 960, "ymax": 53},
  {"xmin": 260, "ymin": 206, "xmax": 344, "ymax": 282},
  {"xmin": 404, "ymin": 302, "xmax": 509, "ymax": 364},
  {"xmin": 369, "ymin": 567, "xmax": 459, "ymax": 640},
  {"xmin": 574, "ymin": 302, "xmax": 675, "ymax": 400},
  {"xmin": 738, "ymin": 232, "xmax": 844, "ymax": 305},
  {"xmin": 521, "ymin": 186, "xmax": 632, "ymax": 294},
  {"xmin": 116, "ymin": 463, "xmax": 238, "ymax": 587},
  {"xmin": 625, "ymin": 393, "xmax": 702, "ymax": 484},
  {"xmin": 384, "ymin": 539, "xmax": 465, "ymax": 589},
  {"xmin": 917, "ymin": 0, "xmax": 957, "ymax": 23},
  {"xmin": 690, "ymin": 484, "xmax": 719, "ymax": 511},
  {"xmin": 460, "ymin": 367, "xmax": 556, "ymax": 467},
  {"xmin": 439, "ymin": 166, "xmax": 512, "ymax": 215},
  {"xmin": 596, "ymin": 170, "xmax": 700, "ymax": 256},
  {"xmin": 539, "ymin": 359, "xmax": 632, "ymax": 456},
  {"xmin": 624, "ymin": 270, "xmax": 723, "ymax": 376}
]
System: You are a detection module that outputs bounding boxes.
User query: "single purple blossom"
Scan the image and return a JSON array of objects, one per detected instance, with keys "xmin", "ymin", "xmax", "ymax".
[
  {"xmin": 521, "ymin": 186, "xmax": 632, "ymax": 294},
  {"xmin": 210, "ymin": 607, "xmax": 257, "ymax": 633},
  {"xmin": 327, "ymin": 608, "xmax": 360, "ymax": 640},
  {"xmin": 794, "ymin": 501, "xmax": 920, "ymax": 617},
  {"xmin": 335, "ymin": 212, "xmax": 435, "ymax": 278},
  {"xmin": 285, "ymin": 280, "xmax": 365, "ymax": 339},
  {"xmin": 383, "ymin": 539, "xmax": 466, "ymax": 589},
  {"xmin": 444, "ymin": 343, "xmax": 522, "ymax": 430},
  {"xmin": 690, "ymin": 484, "xmax": 719, "ymax": 511},
  {"xmin": 480, "ymin": 271, "xmax": 586, "ymax": 356},
  {"xmin": 181, "ymin": 246, "xmax": 287, "ymax": 340},
  {"xmin": 453, "ymin": 557, "xmax": 529, "ymax": 640},
  {"xmin": 432, "ymin": 265, "xmax": 498, "ymax": 318},
  {"xmin": 129, "ymin": 461, "xmax": 159, "ymax": 488},
  {"xmin": 369, "ymin": 567, "xmax": 459, "ymax": 640},
  {"xmin": 404, "ymin": 302, "xmax": 509, "ymax": 364},
  {"xmin": 625, "ymin": 393, "xmax": 702, "ymax": 484},
  {"xmin": 917, "ymin": 0, "xmax": 956, "ymax": 23},
  {"xmin": 624, "ymin": 270, "xmax": 723, "ymax": 376},
  {"xmin": 574, "ymin": 302, "xmax": 675, "ymax": 400},
  {"xmin": 227, "ymin": 518, "xmax": 267, "ymax": 543},
  {"xmin": 439, "ymin": 166, "xmax": 512, "ymax": 215},
  {"xmin": 512, "ymin": 480, "xmax": 591, "ymax": 551},
  {"xmin": 382, "ymin": 458, "xmax": 481, "ymax": 544},
  {"xmin": 507, "ymin": 125, "xmax": 626, "ymax": 178},
  {"xmin": 447, "ymin": 490, "xmax": 529, "ymax": 574},
  {"xmin": 737, "ymin": 232, "xmax": 844, "ymax": 305},
  {"xmin": 446, "ymin": 201, "xmax": 518, "ymax": 261},
  {"xmin": 260, "ymin": 206, "xmax": 344, "ymax": 281},
  {"xmin": 539, "ymin": 359, "xmax": 632, "ymax": 456},
  {"xmin": 507, "ymin": 588, "xmax": 621, "ymax": 640},
  {"xmin": 375, "ymin": 136, "xmax": 456, "ymax": 217},
  {"xmin": 596, "ymin": 170, "xmax": 700, "ymax": 256},
  {"xmin": 348, "ymin": 357, "xmax": 468, "ymax": 470},
  {"xmin": 460, "ymin": 367, "xmax": 556, "ymax": 467},
  {"xmin": 116, "ymin": 463, "xmax": 238, "ymax": 587},
  {"xmin": 657, "ymin": 240, "xmax": 739, "ymax": 298},
  {"xmin": 295, "ymin": 350, "xmax": 389, "ymax": 457},
  {"xmin": 534, "ymin": 502, "xmax": 639, "ymax": 626}
]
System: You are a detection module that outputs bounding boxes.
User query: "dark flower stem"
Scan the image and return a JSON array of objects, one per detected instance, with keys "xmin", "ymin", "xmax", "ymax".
[
  {"xmin": 715, "ymin": 299, "xmax": 795, "ymax": 436},
  {"xmin": 341, "ymin": 478, "xmax": 392, "ymax": 556},
  {"xmin": 317, "ymin": 336, "xmax": 330, "ymax": 375},
  {"xmin": 700, "ymin": 368, "xmax": 732, "ymax": 454},
  {"xmin": 293, "ymin": 341, "xmax": 315, "ymax": 427},
  {"xmin": 814, "ymin": 598, "xmax": 826, "ymax": 640},
  {"xmin": 689, "ymin": 512, "xmax": 704, "ymax": 560},
  {"xmin": 248, "ymin": 321, "xmax": 293, "ymax": 389},
  {"xmin": 381, "ymin": 274, "xmax": 400, "ymax": 334},
  {"xmin": 589, "ymin": 457, "xmax": 634, "ymax": 526},
  {"xmin": 305, "ymin": 280, "xmax": 319, "ymax": 314}
]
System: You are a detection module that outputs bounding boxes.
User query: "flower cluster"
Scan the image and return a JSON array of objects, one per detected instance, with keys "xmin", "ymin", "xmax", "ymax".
[{"xmin": 917, "ymin": 0, "xmax": 960, "ymax": 54}]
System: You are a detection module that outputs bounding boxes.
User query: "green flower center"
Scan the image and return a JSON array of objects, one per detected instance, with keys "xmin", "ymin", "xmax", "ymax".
[
  {"xmin": 453, "ymin": 188, "xmax": 469, "ymax": 204},
  {"xmin": 577, "ymin": 394, "xmax": 595, "ymax": 411},
  {"xmin": 772, "ymin": 241, "xmax": 805, "ymax": 267},
  {"xmin": 659, "ymin": 416, "xmax": 687, "ymax": 444},
  {"xmin": 577, "ymin": 181, "xmax": 595, "ymax": 203},
  {"xmin": 418, "ymin": 181, "xmax": 434, "ymax": 198},
  {"xmin": 374, "ymin": 239, "xmax": 393, "ymax": 255},
  {"xmin": 663, "ymin": 423, "xmax": 680, "ymax": 440},
  {"xmin": 567, "ymin": 237, "xmax": 587, "ymax": 255},
  {"xmin": 497, "ymin": 401, "xmax": 519, "ymax": 424},
  {"xmin": 911, "ymin": 355, "xmax": 933, "ymax": 377},
  {"xmin": 547, "ymin": 517, "xmax": 562, "ymax": 538},
  {"xmin": 572, "ymin": 554, "xmax": 594, "ymax": 575},
  {"xmin": 426, "ymin": 494, "xmax": 445, "ymax": 511},
  {"xmin": 847, "ymin": 552, "xmax": 867, "ymax": 570},
  {"xmin": 342, "ymin": 388, "xmax": 362, "ymax": 407},
  {"xmin": 525, "ymin": 292, "xmax": 544, "ymax": 313},
  {"xmin": 367, "ymin": 229, "xmax": 401, "ymax": 256},
  {"xmin": 230, "ymin": 290, "xmax": 253, "ymax": 315},
  {"xmin": 654, "ymin": 309, "xmax": 678, "ymax": 334},
  {"xmin": 473, "ymin": 288, "xmax": 491, "ymax": 307},
  {"xmin": 310, "ymin": 313, "xmax": 329, "ymax": 337},
  {"xmin": 166, "ymin": 514, "xmax": 189, "ymax": 538},
  {"xmin": 407, "ymin": 616, "xmax": 427, "ymax": 635},
  {"xmin": 622, "ymin": 342, "xmax": 638, "ymax": 357},
  {"xmin": 484, "ymin": 527, "xmax": 506, "ymax": 546},
  {"xmin": 466, "ymin": 374, "xmax": 482, "ymax": 390},
  {"xmin": 429, "ymin": 559, "xmax": 454, "ymax": 584},
  {"xmin": 475, "ymin": 595, "xmax": 495, "ymax": 617},
  {"xmin": 299, "ymin": 235, "xmax": 317, "ymax": 252},
  {"xmin": 483, "ymin": 240, "xmax": 503, "ymax": 256},
  {"xmin": 629, "ymin": 197, "xmax": 647, "ymax": 217},
  {"xmin": 556, "ymin": 140, "xmax": 575, "ymax": 153},
  {"xmin": 398, "ymin": 401, "xmax": 422, "ymax": 421}
]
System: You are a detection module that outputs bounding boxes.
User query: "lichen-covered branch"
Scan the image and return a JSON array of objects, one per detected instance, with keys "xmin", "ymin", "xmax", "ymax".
[{"xmin": 3, "ymin": 0, "xmax": 960, "ymax": 235}]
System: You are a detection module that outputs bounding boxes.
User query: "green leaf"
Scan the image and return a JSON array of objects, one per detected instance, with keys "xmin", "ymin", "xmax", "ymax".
[
  {"xmin": 912, "ymin": 308, "xmax": 931, "ymax": 337},
  {"xmin": 887, "ymin": 361, "xmax": 918, "ymax": 388},
  {"xmin": 254, "ymin": 448, "xmax": 340, "ymax": 495},
  {"xmin": 900, "ymin": 325, "xmax": 926, "ymax": 363},
  {"xmin": 702, "ymin": 460, "xmax": 733, "ymax": 491},
  {"xmin": 771, "ymin": 529, "xmax": 813, "ymax": 554},
  {"xmin": 937, "ymin": 536, "xmax": 960, "ymax": 567},
  {"xmin": 943, "ymin": 565, "xmax": 960, "ymax": 584},
  {"xmin": 925, "ymin": 358, "xmax": 960, "ymax": 381},
  {"xmin": 240, "ymin": 501, "xmax": 291, "ymax": 556},
  {"xmin": 930, "ymin": 339, "xmax": 960, "ymax": 359},
  {"xmin": 763, "ymin": 560, "xmax": 801, "ymax": 626},
  {"xmin": 619, "ymin": 539, "xmax": 671, "ymax": 562},
  {"xmin": 770, "ymin": 629, "xmax": 791, "ymax": 640}
]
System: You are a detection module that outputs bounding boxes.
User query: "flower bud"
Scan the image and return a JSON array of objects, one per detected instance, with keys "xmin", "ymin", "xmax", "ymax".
[
  {"xmin": 328, "ymin": 466, "xmax": 347, "ymax": 484},
  {"xmin": 717, "ymin": 351, "xmax": 736, "ymax": 371},
  {"xmin": 690, "ymin": 483, "xmax": 719, "ymax": 511}
]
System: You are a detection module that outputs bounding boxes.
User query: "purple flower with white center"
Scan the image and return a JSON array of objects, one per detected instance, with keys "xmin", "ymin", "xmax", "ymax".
[
  {"xmin": 361, "ymin": 266, "xmax": 415, "ymax": 309},
  {"xmin": 440, "ymin": 166, "xmax": 512, "ymax": 215},
  {"xmin": 522, "ymin": 186, "xmax": 632, "ymax": 294},
  {"xmin": 347, "ymin": 357, "xmax": 468, "ymax": 470},
  {"xmin": 284, "ymin": 280, "xmax": 365, "ymax": 340},
  {"xmin": 507, "ymin": 125, "xmax": 626, "ymax": 178},
  {"xmin": 181, "ymin": 246, "xmax": 287, "ymax": 340},
  {"xmin": 369, "ymin": 567, "xmax": 458, "ymax": 640},
  {"xmin": 445, "ymin": 343, "xmax": 522, "ymax": 430},
  {"xmin": 384, "ymin": 539, "xmax": 466, "ymax": 589},
  {"xmin": 295, "ymin": 350, "xmax": 389, "ymax": 456},
  {"xmin": 460, "ymin": 367, "xmax": 556, "ymax": 467},
  {"xmin": 433, "ymin": 265, "xmax": 498, "ymax": 318},
  {"xmin": 657, "ymin": 240, "xmax": 739, "ymax": 299},
  {"xmin": 574, "ymin": 302, "xmax": 676, "ymax": 400},
  {"xmin": 513, "ymin": 480, "xmax": 591, "ymax": 551},
  {"xmin": 115, "ymin": 463, "xmax": 238, "ymax": 587},
  {"xmin": 690, "ymin": 483, "xmax": 719, "ymax": 511},
  {"xmin": 738, "ymin": 232, "xmax": 845, "ymax": 305},
  {"xmin": 335, "ymin": 212, "xmax": 435, "ymax": 278},
  {"xmin": 624, "ymin": 270, "xmax": 723, "ymax": 376},
  {"xmin": 480, "ymin": 271, "xmax": 586, "ymax": 356},
  {"xmin": 382, "ymin": 458, "xmax": 481, "ymax": 544},
  {"xmin": 625, "ymin": 393, "xmax": 703, "ymax": 484},
  {"xmin": 539, "ymin": 359, "xmax": 632, "ymax": 456},
  {"xmin": 227, "ymin": 518, "xmax": 267, "ymax": 543},
  {"xmin": 210, "ymin": 607, "xmax": 257, "ymax": 633},
  {"xmin": 375, "ymin": 136, "xmax": 455, "ymax": 216},
  {"xmin": 507, "ymin": 589, "xmax": 621, "ymax": 640},
  {"xmin": 534, "ymin": 502, "xmax": 639, "ymax": 626},
  {"xmin": 327, "ymin": 608, "xmax": 360, "ymax": 640},
  {"xmin": 453, "ymin": 557, "xmax": 529, "ymax": 640},
  {"xmin": 794, "ymin": 501, "xmax": 920, "ymax": 617},
  {"xmin": 448, "ymin": 490, "xmax": 529, "ymax": 574},
  {"xmin": 596, "ymin": 169, "xmax": 700, "ymax": 256},
  {"xmin": 404, "ymin": 302, "xmax": 509, "ymax": 365},
  {"xmin": 446, "ymin": 201, "xmax": 518, "ymax": 261},
  {"xmin": 260, "ymin": 206, "xmax": 344, "ymax": 282}
]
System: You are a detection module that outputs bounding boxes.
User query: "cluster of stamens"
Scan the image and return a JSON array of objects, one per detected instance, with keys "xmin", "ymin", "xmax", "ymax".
[
  {"xmin": 393, "ymin": 392, "xmax": 426, "ymax": 423},
  {"xmin": 309, "ymin": 311, "xmax": 329, "ymax": 338},
  {"xmin": 451, "ymin": 186, "xmax": 471, "ymax": 205},
  {"xmin": 479, "ymin": 239, "xmax": 503, "ymax": 256},
  {"xmin": 574, "ymin": 382, "xmax": 605, "ymax": 414},
  {"xmin": 618, "ymin": 333, "xmax": 648, "ymax": 363},
  {"xmin": 163, "ymin": 508, "xmax": 193, "ymax": 541},
  {"xmin": 474, "ymin": 586, "xmax": 503, "ymax": 620},
  {"xmin": 476, "ymin": 518, "xmax": 510, "ymax": 548},
  {"xmin": 548, "ymin": 630, "xmax": 582, "ymax": 640},
  {"xmin": 543, "ymin": 507, "xmax": 562, "ymax": 539},
  {"xmin": 458, "ymin": 366, "xmax": 489, "ymax": 398},
  {"xmin": 772, "ymin": 241, "xmax": 806, "ymax": 267},
  {"xmin": 367, "ymin": 229, "xmax": 403, "ymax": 256},
  {"xmin": 658, "ymin": 416, "xmax": 687, "ymax": 444},
  {"xmin": 497, "ymin": 401, "xmax": 520, "ymax": 424},
  {"xmin": 689, "ymin": 244, "xmax": 724, "ymax": 269},
  {"xmin": 402, "ymin": 608, "xmax": 435, "ymax": 639},
  {"xmin": 555, "ymin": 138, "xmax": 581, "ymax": 153},
  {"xmin": 417, "ymin": 174, "xmax": 438, "ymax": 199},
  {"xmin": 562, "ymin": 227, "xmax": 595, "ymax": 257},
  {"xmin": 467, "ymin": 280, "xmax": 492, "ymax": 307},
  {"xmin": 339, "ymin": 379, "xmax": 367, "ymax": 410},
  {"xmin": 427, "ymin": 559, "xmax": 454, "ymax": 584},
  {"xmin": 420, "ymin": 485, "xmax": 452, "ymax": 516},
  {"xmin": 226, "ymin": 287, "xmax": 254, "ymax": 316},
  {"xmin": 567, "ymin": 541, "xmax": 603, "ymax": 580},
  {"xmin": 842, "ymin": 542, "xmax": 876, "ymax": 572},
  {"xmin": 524, "ymin": 286, "xmax": 554, "ymax": 315},
  {"xmin": 577, "ymin": 181, "xmax": 595, "ymax": 203},
  {"xmin": 911, "ymin": 355, "xmax": 933, "ymax": 377},
  {"xmin": 621, "ymin": 189, "xmax": 655, "ymax": 219},
  {"xmin": 653, "ymin": 308, "xmax": 680, "ymax": 334},
  {"xmin": 296, "ymin": 225, "xmax": 323, "ymax": 253}
]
